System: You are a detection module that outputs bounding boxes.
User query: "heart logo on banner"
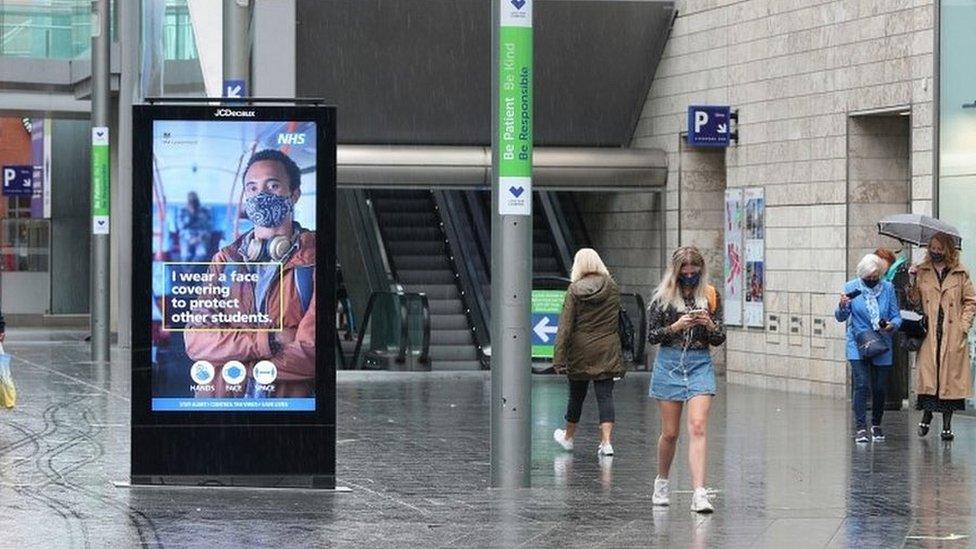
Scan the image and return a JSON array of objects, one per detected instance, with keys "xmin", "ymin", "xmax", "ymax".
[
  {"xmin": 509, "ymin": 186, "xmax": 525, "ymax": 198},
  {"xmin": 511, "ymin": 0, "xmax": 525, "ymax": 9}
]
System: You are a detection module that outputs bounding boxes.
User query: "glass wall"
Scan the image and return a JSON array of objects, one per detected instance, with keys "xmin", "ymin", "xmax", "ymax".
[
  {"xmin": 0, "ymin": 0, "xmax": 91, "ymax": 58},
  {"xmin": 0, "ymin": 0, "xmax": 195, "ymax": 60},
  {"xmin": 938, "ymin": 0, "xmax": 976, "ymax": 410}
]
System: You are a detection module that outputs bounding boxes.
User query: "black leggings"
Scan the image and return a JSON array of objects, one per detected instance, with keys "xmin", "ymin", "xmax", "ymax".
[
  {"xmin": 922, "ymin": 410, "xmax": 954, "ymax": 431},
  {"xmin": 565, "ymin": 379, "xmax": 615, "ymax": 424}
]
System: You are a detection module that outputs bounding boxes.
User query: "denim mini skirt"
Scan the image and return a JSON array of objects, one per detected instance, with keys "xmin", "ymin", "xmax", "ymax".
[{"xmin": 649, "ymin": 346, "xmax": 716, "ymax": 401}]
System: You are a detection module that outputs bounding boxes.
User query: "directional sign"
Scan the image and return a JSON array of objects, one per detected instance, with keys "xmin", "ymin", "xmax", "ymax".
[
  {"xmin": 223, "ymin": 79, "xmax": 246, "ymax": 99},
  {"xmin": 2, "ymin": 165, "xmax": 33, "ymax": 196},
  {"xmin": 687, "ymin": 105, "xmax": 732, "ymax": 147},
  {"xmin": 531, "ymin": 290, "xmax": 566, "ymax": 359}
]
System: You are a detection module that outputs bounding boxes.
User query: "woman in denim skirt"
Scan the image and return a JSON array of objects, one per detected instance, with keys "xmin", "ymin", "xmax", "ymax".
[{"xmin": 646, "ymin": 246, "xmax": 725, "ymax": 513}]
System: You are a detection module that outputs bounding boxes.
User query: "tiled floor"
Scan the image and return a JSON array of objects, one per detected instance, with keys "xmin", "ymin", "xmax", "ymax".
[{"xmin": 0, "ymin": 330, "xmax": 973, "ymax": 547}]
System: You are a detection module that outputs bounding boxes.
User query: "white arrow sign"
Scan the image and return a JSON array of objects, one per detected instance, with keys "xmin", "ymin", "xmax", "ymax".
[
  {"xmin": 717, "ymin": 123, "xmax": 728, "ymax": 134},
  {"xmin": 533, "ymin": 316, "xmax": 559, "ymax": 343}
]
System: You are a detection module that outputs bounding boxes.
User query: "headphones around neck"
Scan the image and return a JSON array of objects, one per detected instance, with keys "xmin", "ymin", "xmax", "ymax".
[{"xmin": 244, "ymin": 233, "xmax": 297, "ymax": 262}]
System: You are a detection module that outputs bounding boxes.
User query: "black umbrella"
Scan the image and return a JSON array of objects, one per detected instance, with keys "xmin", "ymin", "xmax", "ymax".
[{"xmin": 877, "ymin": 214, "xmax": 961, "ymax": 249}]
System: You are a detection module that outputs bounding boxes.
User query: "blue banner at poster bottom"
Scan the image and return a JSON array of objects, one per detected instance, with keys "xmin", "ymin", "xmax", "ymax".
[{"xmin": 152, "ymin": 398, "xmax": 315, "ymax": 412}]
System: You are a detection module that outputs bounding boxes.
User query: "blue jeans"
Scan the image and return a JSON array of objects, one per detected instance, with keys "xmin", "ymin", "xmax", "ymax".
[{"xmin": 851, "ymin": 359, "xmax": 891, "ymax": 430}]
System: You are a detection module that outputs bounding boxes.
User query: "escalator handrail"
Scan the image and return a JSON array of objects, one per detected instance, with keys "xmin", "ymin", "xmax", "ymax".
[
  {"xmin": 433, "ymin": 190, "xmax": 491, "ymax": 367},
  {"xmin": 362, "ymin": 194, "xmax": 401, "ymax": 291},
  {"xmin": 538, "ymin": 191, "xmax": 575, "ymax": 277},
  {"xmin": 465, "ymin": 190, "xmax": 492, "ymax": 280},
  {"xmin": 418, "ymin": 293, "xmax": 431, "ymax": 365},
  {"xmin": 348, "ymin": 291, "xmax": 431, "ymax": 369}
]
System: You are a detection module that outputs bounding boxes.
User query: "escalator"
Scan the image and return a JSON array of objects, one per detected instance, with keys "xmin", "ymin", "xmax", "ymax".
[
  {"xmin": 369, "ymin": 190, "xmax": 482, "ymax": 371},
  {"xmin": 337, "ymin": 187, "xmax": 638, "ymax": 371}
]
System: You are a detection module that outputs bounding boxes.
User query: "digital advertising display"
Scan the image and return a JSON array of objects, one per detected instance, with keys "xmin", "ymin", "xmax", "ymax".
[
  {"xmin": 132, "ymin": 103, "xmax": 336, "ymax": 487},
  {"xmin": 150, "ymin": 118, "xmax": 318, "ymax": 412}
]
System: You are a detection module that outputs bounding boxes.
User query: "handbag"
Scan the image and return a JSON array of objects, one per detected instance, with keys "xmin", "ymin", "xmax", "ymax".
[
  {"xmin": 856, "ymin": 329, "xmax": 889, "ymax": 359},
  {"xmin": 618, "ymin": 308, "xmax": 635, "ymax": 354},
  {"xmin": 898, "ymin": 310, "xmax": 927, "ymax": 339},
  {"xmin": 0, "ymin": 343, "xmax": 15, "ymax": 409}
]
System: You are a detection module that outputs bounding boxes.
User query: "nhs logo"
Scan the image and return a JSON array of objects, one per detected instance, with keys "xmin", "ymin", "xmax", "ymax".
[{"xmin": 277, "ymin": 133, "xmax": 306, "ymax": 146}]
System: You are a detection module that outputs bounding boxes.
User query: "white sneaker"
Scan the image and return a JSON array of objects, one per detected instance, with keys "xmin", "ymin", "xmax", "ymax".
[
  {"xmin": 690, "ymin": 487, "xmax": 714, "ymax": 513},
  {"xmin": 598, "ymin": 442, "xmax": 614, "ymax": 456},
  {"xmin": 652, "ymin": 476, "xmax": 670, "ymax": 506},
  {"xmin": 553, "ymin": 429, "xmax": 574, "ymax": 451}
]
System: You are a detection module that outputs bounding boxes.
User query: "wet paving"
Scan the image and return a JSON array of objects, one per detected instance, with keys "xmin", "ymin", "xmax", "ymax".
[{"xmin": 0, "ymin": 329, "xmax": 974, "ymax": 547}]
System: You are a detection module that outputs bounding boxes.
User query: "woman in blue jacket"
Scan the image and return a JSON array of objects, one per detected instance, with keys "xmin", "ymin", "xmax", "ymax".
[{"xmin": 835, "ymin": 253, "xmax": 902, "ymax": 444}]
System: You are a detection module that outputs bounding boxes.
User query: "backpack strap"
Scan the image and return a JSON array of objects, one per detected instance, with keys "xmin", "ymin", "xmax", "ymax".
[
  {"xmin": 706, "ymin": 285, "xmax": 718, "ymax": 315},
  {"xmin": 294, "ymin": 265, "xmax": 314, "ymax": 315}
]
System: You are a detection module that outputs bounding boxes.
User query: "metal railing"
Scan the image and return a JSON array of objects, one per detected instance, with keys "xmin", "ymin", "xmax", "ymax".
[
  {"xmin": 434, "ymin": 190, "xmax": 491, "ymax": 369},
  {"xmin": 347, "ymin": 291, "xmax": 430, "ymax": 371}
]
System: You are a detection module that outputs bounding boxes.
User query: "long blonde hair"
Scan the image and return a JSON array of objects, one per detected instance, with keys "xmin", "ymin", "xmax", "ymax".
[
  {"xmin": 652, "ymin": 246, "xmax": 709, "ymax": 311},
  {"xmin": 570, "ymin": 248, "xmax": 611, "ymax": 283}
]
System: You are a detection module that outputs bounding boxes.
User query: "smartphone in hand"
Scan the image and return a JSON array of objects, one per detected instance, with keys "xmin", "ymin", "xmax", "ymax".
[{"xmin": 845, "ymin": 289, "xmax": 862, "ymax": 300}]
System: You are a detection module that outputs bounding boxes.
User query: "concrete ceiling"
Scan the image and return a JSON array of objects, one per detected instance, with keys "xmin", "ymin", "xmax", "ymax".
[{"xmin": 296, "ymin": 0, "xmax": 675, "ymax": 147}]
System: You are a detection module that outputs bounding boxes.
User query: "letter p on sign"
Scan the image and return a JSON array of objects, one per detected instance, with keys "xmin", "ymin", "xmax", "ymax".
[
  {"xmin": 694, "ymin": 111, "xmax": 709, "ymax": 133},
  {"xmin": 3, "ymin": 168, "xmax": 13, "ymax": 186}
]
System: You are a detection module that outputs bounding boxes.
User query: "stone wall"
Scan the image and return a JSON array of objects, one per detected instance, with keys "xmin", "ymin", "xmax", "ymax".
[{"xmin": 633, "ymin": 0, "xmax": 935, "ymax": 397}]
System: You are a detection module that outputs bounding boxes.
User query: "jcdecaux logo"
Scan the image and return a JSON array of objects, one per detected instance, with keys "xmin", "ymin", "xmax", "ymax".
[{"xmin": 214, "ymin": 109, "xmax": 256, "ymax": 118}]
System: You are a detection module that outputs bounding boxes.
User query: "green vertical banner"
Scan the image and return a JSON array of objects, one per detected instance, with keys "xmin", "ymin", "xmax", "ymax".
[
  {"xmin": 498, "ymin": 0, "xmax": 532, "ymax": 216},
  {"xmin": 91, "ymin": 126, "xmax": 110, "ymax": 234}
]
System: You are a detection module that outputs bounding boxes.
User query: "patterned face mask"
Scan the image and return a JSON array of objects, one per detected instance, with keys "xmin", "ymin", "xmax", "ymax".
[{"xmin": 244, "ymin": 191, "xmax": 293, "ymax": 228}]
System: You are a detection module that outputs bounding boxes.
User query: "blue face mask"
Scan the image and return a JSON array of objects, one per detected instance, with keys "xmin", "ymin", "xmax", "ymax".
[
  {"xmin": 862, "ymin": 278, "xmax": 880, "ymax": 289},
  {"xmin": 680, "ymin": 273, "xmax": 701, "ymax": 288},
  {"xmin": 244, "ymin": 191, "xmax": 293, "ymax": 228}
]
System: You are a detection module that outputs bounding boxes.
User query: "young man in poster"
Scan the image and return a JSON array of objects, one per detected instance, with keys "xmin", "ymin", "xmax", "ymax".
[{"xmin": 184, "ymin": 149, "xmax": 316, "ymax": 400}]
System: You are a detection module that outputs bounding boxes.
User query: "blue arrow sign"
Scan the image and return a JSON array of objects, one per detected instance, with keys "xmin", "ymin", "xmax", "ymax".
[{"xmin": 223, "ymin": 79, "xmax": 246, "ymax": 99}]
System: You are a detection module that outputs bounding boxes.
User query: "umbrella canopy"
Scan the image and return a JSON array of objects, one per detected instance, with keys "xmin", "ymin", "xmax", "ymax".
[{"xmin": 877, "ymin": 214, "xmax": 962, "ymax": 249}]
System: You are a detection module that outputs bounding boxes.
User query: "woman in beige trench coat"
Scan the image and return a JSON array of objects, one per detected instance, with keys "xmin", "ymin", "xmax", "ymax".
[{"xmin": 911, "ymin": 232, "xmax": 976, "ymax": 440}]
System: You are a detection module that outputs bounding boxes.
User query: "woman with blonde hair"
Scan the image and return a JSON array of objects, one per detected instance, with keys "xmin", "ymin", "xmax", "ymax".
[
  {"xmin": 911, "ymin": 232, "xmax": 976, "ymax": 440},
  {"xmin": 552, "ymin": 248, "xmax": 624, "ymax": 457},
  {"xmin": 647, "ymin": 246, "xmax": 725, "ymax": 513}
]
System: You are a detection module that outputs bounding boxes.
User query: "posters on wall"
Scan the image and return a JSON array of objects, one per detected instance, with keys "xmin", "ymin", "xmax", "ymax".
[
  {"xmin": 723, "ymin": 189, "xmax": 743, "ymax": 326},
  {"xmin": 743, "ymin": 188, "xmax": 765, "ymax": 327},
  {"xmin": 724, "ymin": 187, "xmax": 765, "ymax": 328}
]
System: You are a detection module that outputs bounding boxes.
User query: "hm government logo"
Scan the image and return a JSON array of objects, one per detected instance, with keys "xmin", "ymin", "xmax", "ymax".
[{"xmin": 214, "ymin": 109, "xmax": 256, "ymax": 118}]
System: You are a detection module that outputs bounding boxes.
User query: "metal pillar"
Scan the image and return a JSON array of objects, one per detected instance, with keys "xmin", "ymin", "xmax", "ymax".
[
  {"xmin": 91, "ymin": 0, "xmax": 111, "ymax": 363},
  {"xmin": 490, "ymin": 0, "xmax": 533, "ymax": 489},
  {"xmin": 116, "ymin": 0, "xmax": 141, "ymax": 351},
  {"xmin": 223, "ymin": 0, "xmax": 252, "ymax": 94}
]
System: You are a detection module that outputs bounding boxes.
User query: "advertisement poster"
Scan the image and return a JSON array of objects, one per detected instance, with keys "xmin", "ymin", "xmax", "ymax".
[
  {"xmin": 723, "ymin": 189, "xmax": 744, "ymax": 326},
  {"xmin": 151, "ymin": 119, "xmax": 318, "ymax": 412},
  {"xmin": 743, "ymin": 187, "xmax": 765, "ymax": 327}
]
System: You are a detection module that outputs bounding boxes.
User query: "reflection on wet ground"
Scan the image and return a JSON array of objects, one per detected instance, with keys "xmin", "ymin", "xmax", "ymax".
[{"xmin": 0, "ymin": 330, "xmax": 974, "ymax": 547}]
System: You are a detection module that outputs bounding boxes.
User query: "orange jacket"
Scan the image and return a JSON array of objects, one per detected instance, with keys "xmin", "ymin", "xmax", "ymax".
[{"xmin": 184, "ymin": 230, "xmax": 317, "ymax": 398}]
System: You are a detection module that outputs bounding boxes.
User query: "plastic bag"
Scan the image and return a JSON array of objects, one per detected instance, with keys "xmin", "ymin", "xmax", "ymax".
[{"xmin": 0, "ymin": 343, "xmax": 16, "ymax": 409}]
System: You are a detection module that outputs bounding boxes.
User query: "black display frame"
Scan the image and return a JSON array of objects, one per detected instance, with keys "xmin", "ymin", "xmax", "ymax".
[{"xmin": 131, "ymin": 103, "xmax": 336, "ymax": 487}]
